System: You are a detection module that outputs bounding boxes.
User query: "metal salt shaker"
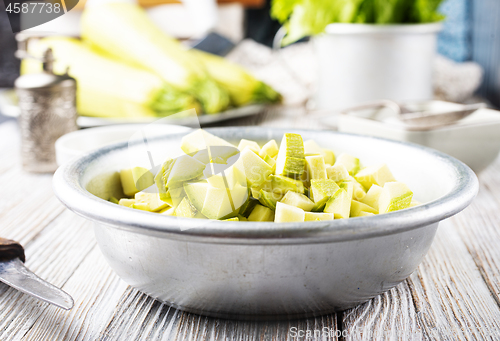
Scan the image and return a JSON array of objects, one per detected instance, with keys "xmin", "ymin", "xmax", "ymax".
[{"xmin": 15, "ymin": 36, "xmax": 77, "ymax": 173}]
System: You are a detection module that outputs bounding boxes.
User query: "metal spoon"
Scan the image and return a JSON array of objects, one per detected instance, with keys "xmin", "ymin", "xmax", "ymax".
[
  {"xmin": 333, "ymin": 100, "xmax": 486, "ymax": 130},
  {"xmin": 398, "ymin": 102, "xmax": 486, "ymax": 127}
]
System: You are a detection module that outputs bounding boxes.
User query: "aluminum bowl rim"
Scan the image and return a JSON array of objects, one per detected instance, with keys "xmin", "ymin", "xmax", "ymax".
[{"xmin": 53, "ymin": 127, "xmax": 478, "ymax": 245}]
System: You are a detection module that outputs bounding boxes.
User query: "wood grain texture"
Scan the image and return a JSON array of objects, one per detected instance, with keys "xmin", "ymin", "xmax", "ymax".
[
  {"xmin": 408, "ymin": 219, "xmax": 500, "ymax": 340},
  {"xmin": 22, "ymin": 247, "xmax": 128, "ymax": 341},
  {"xmin": 0, "ymin": 213, "xmax": 96, "ymax": 340},
  {"xmin": 453, "ymin": 160, "xmax": 500, "ymax": 308},
  {"xmin": 342, "ymin": 212, "xmax": 500, "ymax": 340},
  {"xmin": 96, "ymin": 296, "xmax": 337, "ymax": 341},
  {"xmin": 1, "ymin": 117, "xmax": 500, "ymax": 340},
  {"xmin": 343, "ymin": 281, "xmax": 424, "ymax": 340}
]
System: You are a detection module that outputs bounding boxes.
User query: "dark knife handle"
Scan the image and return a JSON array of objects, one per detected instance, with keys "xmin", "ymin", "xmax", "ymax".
[{"xmin": 0, "ymin": 238, "xmax": 25, "ymax": 263}]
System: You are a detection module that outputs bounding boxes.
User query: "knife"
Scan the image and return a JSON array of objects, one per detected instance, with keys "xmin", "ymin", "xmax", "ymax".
[{"xmin": 0, "ymin": 237, "xmax": 74, "ymax": 310}]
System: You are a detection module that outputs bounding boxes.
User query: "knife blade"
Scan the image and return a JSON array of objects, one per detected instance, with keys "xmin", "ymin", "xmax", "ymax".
[{"xmin": 0, "ymin": 237, "xmax": 73, "ymax": 310}]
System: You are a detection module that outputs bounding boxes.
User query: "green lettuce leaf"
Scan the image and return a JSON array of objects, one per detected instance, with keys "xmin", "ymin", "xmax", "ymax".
[
  {"xmin": 271, "ymin": 0, "xmax": 303, "ymax": 22},
  {"xmin": 271, "ymin": 0, "xmax": 445, "ymax": 45},
  {"xmin": 410, "ymin": 0, "xmax": 445, "ymax": 22}
]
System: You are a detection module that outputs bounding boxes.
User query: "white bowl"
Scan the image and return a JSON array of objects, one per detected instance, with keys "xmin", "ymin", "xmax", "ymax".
[
  {"xmin": 337, "ymin": 106, "xmax": 500, "ymax": 173},
  {"xmin": 55, "ymin": 124, "xmax": 191, "ymax": 166}
]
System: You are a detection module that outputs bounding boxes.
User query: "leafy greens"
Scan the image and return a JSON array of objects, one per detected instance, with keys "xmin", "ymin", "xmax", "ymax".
[{"xmin": 271, "ymin": 0, "xmax": 445, "ymax": 45}]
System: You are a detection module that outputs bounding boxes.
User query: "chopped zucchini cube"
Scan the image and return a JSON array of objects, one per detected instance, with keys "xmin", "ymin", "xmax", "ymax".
[
  {"xmin": 275, "ymin": 202, "xmax": 305, "ymax": 222},
  {"xmin": 248, "ymin": 204, "xmax": 275, "ymax": 222},
  {"xmin": 304, "ymin": 212, "xmax": 334, "ymax": 221},
  {"xmin": 280, "ymin": 191, "xmax": 315, "ymax": 211},
  {"xmin": 275, "ymin": 133, "xmax": 305, "ymax": 178},
  {"xmin": 355, "ymin": 164, "xmax": 396, "ymax": 191}
]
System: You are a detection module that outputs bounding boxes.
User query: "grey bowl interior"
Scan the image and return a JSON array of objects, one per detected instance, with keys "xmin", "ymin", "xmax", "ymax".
[{"xmin": 53, "ymin": 127, "xmax": 478, "ymax": 318}]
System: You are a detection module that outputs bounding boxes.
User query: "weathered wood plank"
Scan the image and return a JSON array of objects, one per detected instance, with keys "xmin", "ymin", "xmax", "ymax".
[
  {"xmin": 91, "ymin": 288, "xmax": 338, "ymax": 341},
  {"xmin": 0, "ymin": 212, "xmax": 97, "ymax": 340},
  {"xmin": 21, "ymin": 247, "xmax": 128, "ymax": 341},
  {"xmin": 0, "ymin": 184, "xmax": 65, "ymax": 246},
  {"xmin": 343, "ymin": 281, "xmax": 424, "ymax": 340},
  {"xmin": 342, "ymin": 218, "xmax": 500, "ymax": 341},
  {"xmin": 0, "ymin": 168, "xmax": 56, "ymax": 220},
  {"xmin": 448, "ymin": 160, "xmax": 500, "ymax": 310},
  {"xmin": 453, "ymin": 199, "xmax": 500, "ymax": 306},
  {"xmin": 0, "ymin": 135, "xmax": 64, "ymax": 245},
  {"xmin": 408, "ymin": 219, "xmax": 500, "ymax": 340}
]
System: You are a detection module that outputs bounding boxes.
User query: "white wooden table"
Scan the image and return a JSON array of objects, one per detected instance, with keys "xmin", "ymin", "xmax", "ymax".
[{"xmin": 1, "ymin": 108, "xmax": 500, "ymax": 340}]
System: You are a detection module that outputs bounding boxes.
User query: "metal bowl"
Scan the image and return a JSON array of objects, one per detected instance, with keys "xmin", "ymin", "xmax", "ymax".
[{"xmin": 53, "ymin": 127, "xmax": 478, "ymax": 320}]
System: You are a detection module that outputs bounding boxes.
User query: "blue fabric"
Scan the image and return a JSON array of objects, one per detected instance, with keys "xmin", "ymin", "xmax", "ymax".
[
  {"xmin": 471, "ymin": 0, "xmax": 500, "ymax": 107},
  {"xmin": 437, "ymin": 0, "xmax": 471, "ymax": 62}
]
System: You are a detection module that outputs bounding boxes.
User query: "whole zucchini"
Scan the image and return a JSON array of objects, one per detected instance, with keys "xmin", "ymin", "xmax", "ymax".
[
  {"xmin": 192, "ymin": 50, "xmax": 281, "ymax": 107},
  {"xmin": 21, "ymin": 37, "xmax": 199, "ymax": 118},
  {"xmin": 81, "ymin": 2, "xmax": 229, "ymax": 114}
]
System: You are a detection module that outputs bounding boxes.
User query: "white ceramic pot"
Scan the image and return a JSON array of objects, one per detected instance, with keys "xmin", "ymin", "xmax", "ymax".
[{"xmin": 313, "ymin": 23, "xmax": 442, "ymax": 111}]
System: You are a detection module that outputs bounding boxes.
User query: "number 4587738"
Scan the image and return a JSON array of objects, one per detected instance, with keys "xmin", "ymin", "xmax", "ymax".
[{"xmin": 5, "ymin": 2, "xmax": 62, "ymax": 14}]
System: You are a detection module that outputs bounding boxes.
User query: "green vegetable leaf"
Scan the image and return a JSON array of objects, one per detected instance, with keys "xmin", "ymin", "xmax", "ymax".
[
  {"xmin": 374, "ymin": 0, "xmax": 408, "ymax": 24},
  {"xmin": 410, "ymin": 0, "xmax": 445, "ymax": 23},
  {"xmin": 272, "ymin": 0, "xmax": 445, "ymax": 45},
  {"xmin": 271, "ymin": 0, "xmax": 303, "ymax": 23}
]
